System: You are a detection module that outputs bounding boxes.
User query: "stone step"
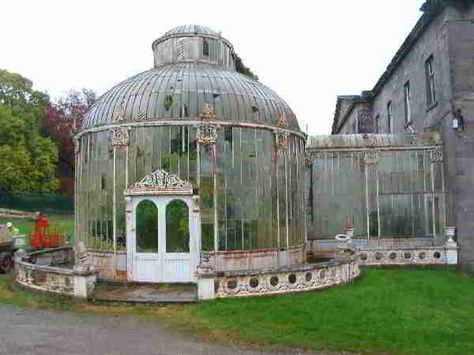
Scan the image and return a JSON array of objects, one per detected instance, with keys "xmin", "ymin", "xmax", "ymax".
[{"xmin": 92, "ymin": 281, "xmax": 198, "ymax": 303}]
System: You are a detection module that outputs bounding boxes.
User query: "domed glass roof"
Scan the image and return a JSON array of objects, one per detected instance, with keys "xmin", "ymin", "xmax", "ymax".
[{"xmin": 81, "ymin": 25, "xmax": 300, "ymax": 131}]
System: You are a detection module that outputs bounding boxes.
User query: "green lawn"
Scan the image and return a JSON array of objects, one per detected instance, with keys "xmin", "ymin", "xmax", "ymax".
[
  {"xmin": 0, "ymin": 214, "xmax": 74, "ymax": 240},
  {"xmin": 193, "ymin": 268, "xmax": 474, "ymax": 354},
  {"xmin": 1, "ymin": 268, "xmax": 473, "ymax": 354}
]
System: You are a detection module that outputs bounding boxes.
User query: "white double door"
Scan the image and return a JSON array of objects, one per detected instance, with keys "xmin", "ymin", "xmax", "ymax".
[{"xmin": 127, "ymin": 196, "xmax": 200, "ymax": 283}]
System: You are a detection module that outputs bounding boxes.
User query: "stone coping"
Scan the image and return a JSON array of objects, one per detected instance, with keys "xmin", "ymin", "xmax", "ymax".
[
  {"xmin": 202, "ymin": 259, "xmax": 338, "ymax": 278},
  {"xmin": 16, "ymin": 246, "xmax": 95, "ymax": 277},
  {"xmin": 15, "ymin": 259, "xmax": 94, "ymax": 276}
]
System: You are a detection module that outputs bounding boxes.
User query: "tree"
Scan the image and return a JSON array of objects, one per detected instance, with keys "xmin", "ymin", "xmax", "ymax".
[
  {"xmin": 0, "ymin": 69, "xmax": 59, "ymax": 193},
  {"xmin": 42, "ymin": 89, "xmax": 97, "ymax": 195}
]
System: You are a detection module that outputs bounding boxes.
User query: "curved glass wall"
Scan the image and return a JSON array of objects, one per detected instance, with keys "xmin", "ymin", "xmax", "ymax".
[{"xmin": 75, "ymin": 125, "xmax": 305, "ymax": 252}]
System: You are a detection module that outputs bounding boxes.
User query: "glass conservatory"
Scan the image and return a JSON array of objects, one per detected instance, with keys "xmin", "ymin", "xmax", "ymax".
[
  {"xmin": 306, "ymin": 134, "xmax": 446, "ymax": 242},
  {"xmin": 74, "ymin": 25, "xmax": 306, "ymax": 283}
]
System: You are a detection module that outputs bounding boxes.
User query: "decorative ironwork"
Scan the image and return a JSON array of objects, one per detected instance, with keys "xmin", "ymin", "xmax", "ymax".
[
  {"xmin": 200, "ymin": 102, "xmax": 216, "ymax": 121},
  {"xmin": 429, "ymin": 147, "xmax": 444, "ymax": 162},
  {"xmin": 364, "ymin": 150, "xmax": 379, "ymax": 164},
  {"xmin": 127, "ymin": 169, "xmax": 193, "ymax": 195},
  {"xmin": 197, "ymin": 123, "xmax": 218, "ymax": 145},
  {"xmin": 274, "ymin": 113, "xmax": 290, "ymax": 151},
  {"xmin": 277, "ymin": 113, "xmax": 289, "ymax": 129},
  {"xmin": 275, "ymin": 130, "xmax": 289, "ymax": 151},
  {"xmin": 111, "ymin": 127, "xmax": 130, "ymax": 147}
]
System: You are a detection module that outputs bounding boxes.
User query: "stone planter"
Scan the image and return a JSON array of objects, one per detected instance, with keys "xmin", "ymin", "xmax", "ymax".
[
  {"xmin": 445, "ymin": 226, "xmax": 456, "ymax": 242},
  {"xmin": 344, "ymin": 227, "xmax": 354, "ymax": 238}
]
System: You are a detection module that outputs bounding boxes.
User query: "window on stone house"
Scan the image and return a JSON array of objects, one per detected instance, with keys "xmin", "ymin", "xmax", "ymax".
[
  {"xmin": 404, "ymin": 81, "xmax": 411, "ymax": 124},
  {"xmin": 375, "ymin": 114, "xmax": 380, "ymax": 133},
  {"xmin": 387, "ymin": 101, "xmax": 393, "ymax": 133},
  {"xmin": 202, "ymin": 39, "xmax": 210, "ymax": 57},
  {"xmin": 425, "ymin": 55, "xmax": 436, "ymax": 107}
]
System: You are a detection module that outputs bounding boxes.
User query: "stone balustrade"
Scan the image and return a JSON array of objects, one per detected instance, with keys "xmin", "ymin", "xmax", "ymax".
[
  {"xmin": 15, "ymin": 246, "xmax": 96, "ymax": 299},
  {"xmin": 198, "ymin": 259, "xmax": 360, "ymax": 300}
]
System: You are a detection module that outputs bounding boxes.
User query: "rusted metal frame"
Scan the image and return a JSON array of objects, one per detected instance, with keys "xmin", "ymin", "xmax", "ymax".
[{"xmin": 75, "ymin": 120, "xmax": 306, "ymax": 140}]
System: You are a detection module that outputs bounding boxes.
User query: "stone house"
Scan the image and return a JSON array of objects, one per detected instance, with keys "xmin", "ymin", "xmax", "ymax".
[{"xmin": 331, "ymin": 1, "xmax": 474, "ymax": 272}]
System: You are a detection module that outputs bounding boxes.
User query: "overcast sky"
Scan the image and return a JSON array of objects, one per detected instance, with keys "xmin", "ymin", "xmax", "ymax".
[{"xmin": 1, "ymin": 0, "xmax": 425, "ymax": 134}]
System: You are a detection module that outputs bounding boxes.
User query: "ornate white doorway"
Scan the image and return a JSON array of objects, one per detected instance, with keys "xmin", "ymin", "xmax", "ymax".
[{"xmin": 125, "ymin": 170, "xmax": 200, "ymax": 283}]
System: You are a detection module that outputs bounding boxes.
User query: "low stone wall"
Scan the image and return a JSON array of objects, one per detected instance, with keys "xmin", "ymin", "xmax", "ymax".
[
  {"xmin": 15, "ymin": 247, "xmax": 96, "ymax": 298},
  {"xmin": 309, "ymin": 238, "xmax": 458, "ymax": 267},
  {"xmin": 356, "ymin": 245, "xmax": 457, "ymax": 266},
  {"xmin": 198, "ymin": 259, "xmax": 360, "ymax": 299},
  {"xmin": 87, "ymin": 249, "xmax": 127, "ymax": 280},
  {"xmin": 200, "ymin": 244, "xmax": 306, "ymax": 272}
]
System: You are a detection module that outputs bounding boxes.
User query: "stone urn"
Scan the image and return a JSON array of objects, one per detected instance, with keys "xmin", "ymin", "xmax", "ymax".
[
  {"xmin": 445, "ymin": 225, "xmax": 456, "ymax": 243},
  {"xmin": 344, "ymin": 226, "xmax": 354, "ymax": 238}
]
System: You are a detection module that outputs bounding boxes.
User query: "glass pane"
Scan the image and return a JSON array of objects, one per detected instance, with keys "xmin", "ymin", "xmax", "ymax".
[
  {"xmin": 136, "ymin": 200, "xmax": 158, "ymax": 252},
  {"xmin": 166, "ymin": 199, "xmax": 190, "ymax": 253}
]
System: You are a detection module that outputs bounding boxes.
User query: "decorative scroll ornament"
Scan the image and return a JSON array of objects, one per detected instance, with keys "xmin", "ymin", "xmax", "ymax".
[
  {"xmin": 197, "ymin": 123, "xmax": 218, "ymax": 145},
  {"xmin": 126, "ymin": 169, "xmax": 193, "ymax": 195},
  {"xmin": 111, "ymin": 127, "xmax": 130, "ymax": 147},
  {"xmin": 364, "ymin": 150, "xmax": 379, "ymax": 165},
  {"xmin": 275, "ymin": 130, "xmax": 289, "ymax": 151},
  {"xmin": 429, "ymin": 147, "xmax": 444, "ymax": 162},
  {"xmin": 200, "ymin": 102, "xmax": 216, "ymax": 121},
  {"xmin": 274, "ymin": 113, "xmax": 290, "ymax": 152},
  {"xmin": 277, "ymin": 113, "xmax": 289, "ymax": 129}
]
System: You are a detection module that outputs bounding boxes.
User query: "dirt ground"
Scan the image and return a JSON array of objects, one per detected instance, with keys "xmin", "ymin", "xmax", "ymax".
[{"xmin": 0, "ymin": 304, "xmax": 337, "ymax": 355}]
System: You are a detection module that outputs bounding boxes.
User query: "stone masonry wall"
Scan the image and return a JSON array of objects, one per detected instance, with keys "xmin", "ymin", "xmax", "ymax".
[
  {"xmin": 371, "ymin": 10, "xmax": 453, "ymax": 134},
  {"xmin": 444, "ymin": 4, "xmax": 474, "ymax": 272}
]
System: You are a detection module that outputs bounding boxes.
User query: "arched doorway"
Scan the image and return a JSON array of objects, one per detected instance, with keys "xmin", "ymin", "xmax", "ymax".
[{"xmin": 125, "ymin": 170, "xmax": 200, "ymax": 283}]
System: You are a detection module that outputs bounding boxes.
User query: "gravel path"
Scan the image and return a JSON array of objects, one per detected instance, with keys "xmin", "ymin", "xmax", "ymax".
[{"xmin": 0, "ymin": 304, "xmax": 340, "ymax": 355}]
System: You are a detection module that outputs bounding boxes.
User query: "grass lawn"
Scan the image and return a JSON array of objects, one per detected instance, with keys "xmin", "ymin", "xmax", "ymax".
[
  {"xmin": 1, "ymin": 268, "xmax": 473, "ymax": 354},
  {"xmin": 0, "ymin": 214, "xmax": 74, "ymax": 240}
]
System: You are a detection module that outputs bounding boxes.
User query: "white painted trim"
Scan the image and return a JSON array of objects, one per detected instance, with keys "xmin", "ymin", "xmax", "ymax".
[{"xmin": 126, "ymin": 195, "xmax": 201, "ymax": 283}]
